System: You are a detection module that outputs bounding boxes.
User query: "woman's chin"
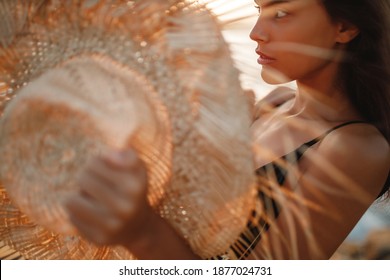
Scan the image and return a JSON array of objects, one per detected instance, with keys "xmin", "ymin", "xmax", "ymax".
[{"xmin": 261, "ymin": 67, "xmax": 292, "ymax": 85}]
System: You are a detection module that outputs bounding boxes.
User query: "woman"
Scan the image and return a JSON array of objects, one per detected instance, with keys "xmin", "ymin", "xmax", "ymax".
[{"xmin": 65, "ymin": 0, "xmax": 390, "ymax": 259}]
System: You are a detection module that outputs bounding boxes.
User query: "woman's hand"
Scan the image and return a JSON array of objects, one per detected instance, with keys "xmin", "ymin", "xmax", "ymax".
[
  {"xmin": 65, "ymin": 149, "xmax": 152, "ymax": 247},
  {"xmin": 65, "ymin": 148, "xmax": 199, "ymax": 259},
  {"xmin": 253, "ymin": 86, "xmax": 296, "ymax": 120}
]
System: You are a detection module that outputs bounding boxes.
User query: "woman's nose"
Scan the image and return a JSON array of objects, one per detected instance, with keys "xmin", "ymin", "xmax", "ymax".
[{"xmin": 249, "ymin": 18, "xmax": 269, "ymax": 43}]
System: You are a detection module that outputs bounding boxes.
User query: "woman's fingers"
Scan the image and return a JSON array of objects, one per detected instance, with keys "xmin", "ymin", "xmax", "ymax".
[
  {"xmin": 101, "ymin": 149, "xmax": 140, "ymax": 172},
  {"xmin": 64, "ymin": 148, "xmax": 150, "ymax": 246},
  {"xmin": 65, "ymin": 193, "xmax": 122, "ymax": 244},
  {"xmin": 253, "ymin": 86, "xmax": 296, "ymax": 120},
  {"xmin": 79, "ymin": 149, "xmax": 146, "ymax": 203}
]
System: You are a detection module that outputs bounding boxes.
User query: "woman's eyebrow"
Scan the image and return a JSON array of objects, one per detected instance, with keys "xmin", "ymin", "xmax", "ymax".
[{"xmin": 255, "ymin": 0, "xmax": 292, "ymax": 9}]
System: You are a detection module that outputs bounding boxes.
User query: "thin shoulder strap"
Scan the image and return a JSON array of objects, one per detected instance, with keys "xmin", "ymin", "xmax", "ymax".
[
  {"xmin": 292, "ymin": 120, "xmax": 369, "ymax": 162},
  {"xmin": 304, "ymin": 120, "xmax": 369, "ymax": 147},
  {"xmin": 293, "ymin": 120, "xmax": 387, "ymax": 200}
]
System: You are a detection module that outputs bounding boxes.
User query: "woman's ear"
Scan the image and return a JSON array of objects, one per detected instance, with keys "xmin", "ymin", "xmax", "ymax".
[{"xmin": 335, "ymin": 21, "xmax": 360, "ymax": 44}]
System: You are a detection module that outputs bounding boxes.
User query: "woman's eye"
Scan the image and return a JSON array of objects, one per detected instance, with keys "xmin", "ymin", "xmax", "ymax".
[{"xmin": 275, "ymin": 10, "xmax": 288, "ymax": 19}]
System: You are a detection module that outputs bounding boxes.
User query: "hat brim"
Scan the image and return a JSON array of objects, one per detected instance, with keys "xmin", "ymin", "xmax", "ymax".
[{"xmin": 0, "ymin": 0, "xmax": 256, "ymax": 259}]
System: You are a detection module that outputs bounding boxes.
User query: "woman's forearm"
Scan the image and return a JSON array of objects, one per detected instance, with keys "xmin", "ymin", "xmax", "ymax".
[{"xmin": 123, "ymin": 211, "xmax": 200, "ymax": 260}]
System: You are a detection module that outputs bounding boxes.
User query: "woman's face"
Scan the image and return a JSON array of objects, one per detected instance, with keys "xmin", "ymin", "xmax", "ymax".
[{"xmin": 250, "ymin": 0, "xmax": 342, "ymax": 84}]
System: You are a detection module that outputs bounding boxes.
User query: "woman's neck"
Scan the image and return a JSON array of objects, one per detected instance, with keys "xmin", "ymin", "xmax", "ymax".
[
  {"xmin": 286, "ymin": 81, "xmax": 361, "ymax": 123},
  {"xmin": 285, "ymin": 59, "xmax": 361, "ymax": 123}
]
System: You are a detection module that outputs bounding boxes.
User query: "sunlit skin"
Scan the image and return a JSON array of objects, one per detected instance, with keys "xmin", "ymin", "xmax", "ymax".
[
  {"xmin": 250, "ymin": 0, "xmax": 363, "ymax": 164},
  {"xmin": 65, "ymin": 0, "xmax": 390, "ymax": 259},
  {"xmin": 251, "ymin": 0, "xmax": 347, "ymax": 85}
]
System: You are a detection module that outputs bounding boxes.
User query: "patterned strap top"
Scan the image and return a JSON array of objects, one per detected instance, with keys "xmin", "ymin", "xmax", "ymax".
[{"xmin": 210, "ymin": 120, "xmax": 369, "ymax": 260}]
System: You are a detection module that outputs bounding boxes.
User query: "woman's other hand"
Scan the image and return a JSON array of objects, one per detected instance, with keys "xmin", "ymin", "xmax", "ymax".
[{"xmin": 253, "ymin": 86, "xmax": 296, "ymax": 120}]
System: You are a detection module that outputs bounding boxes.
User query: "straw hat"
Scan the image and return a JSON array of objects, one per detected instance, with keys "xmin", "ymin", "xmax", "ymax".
[{"xmin": 0, "ymin": 0, "xmax": 255, "ymax": 259}]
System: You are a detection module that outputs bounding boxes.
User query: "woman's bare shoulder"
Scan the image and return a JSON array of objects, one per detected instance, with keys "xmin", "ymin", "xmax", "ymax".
[
  {"xmin": 282, "ymin": 123, "xmax": 390, "ymax": 258},
  {"xmin": 321, "ymin": 124, "xmax": 388, "ymax": 168},
  {"xmin": 307, "ymin": 123, "xmax": 389, "ymax": 198}
]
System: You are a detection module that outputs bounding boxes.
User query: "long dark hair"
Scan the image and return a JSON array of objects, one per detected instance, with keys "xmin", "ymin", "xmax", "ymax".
[{"xmin": 321, "ymin": 0, "xmax": 390, "ymax": 198}]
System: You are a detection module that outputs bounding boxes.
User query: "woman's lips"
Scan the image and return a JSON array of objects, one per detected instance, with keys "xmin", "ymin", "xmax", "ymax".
[{"xmin": 256, "ymin": 51, "xmax": 276, "ymax": 65}]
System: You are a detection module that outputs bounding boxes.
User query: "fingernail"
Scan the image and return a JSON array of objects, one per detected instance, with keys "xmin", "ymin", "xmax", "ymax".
[{"xmin": 104, "ymin": 149, "xmax": 136, "ymax": 166}]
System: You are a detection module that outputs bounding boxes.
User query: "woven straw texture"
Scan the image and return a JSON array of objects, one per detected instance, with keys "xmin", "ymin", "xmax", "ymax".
[{"xmin": 0, "ymin": 0, "xmax": 255, "ymax": 259}]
